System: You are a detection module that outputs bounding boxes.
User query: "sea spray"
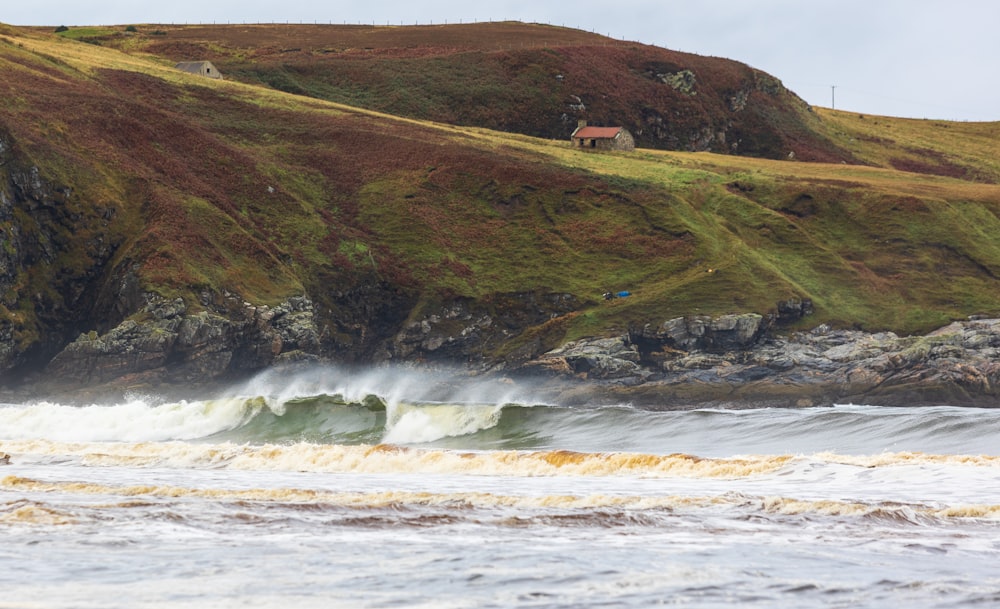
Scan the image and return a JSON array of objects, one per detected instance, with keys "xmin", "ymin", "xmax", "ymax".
[{"xmin": 235, "ymin": 363, "xmax": 542, "ymax": 415}]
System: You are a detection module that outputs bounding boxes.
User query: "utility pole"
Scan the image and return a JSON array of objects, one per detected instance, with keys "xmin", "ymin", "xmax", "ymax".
[{"xmin": 831, "ymin": 85, "xmax": 837, "ymax": 110}]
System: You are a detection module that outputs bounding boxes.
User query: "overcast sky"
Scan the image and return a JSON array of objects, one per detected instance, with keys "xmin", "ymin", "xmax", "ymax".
[{"xmin": 7, "ymin": 1, "xmax": 998, "ymax": 121}]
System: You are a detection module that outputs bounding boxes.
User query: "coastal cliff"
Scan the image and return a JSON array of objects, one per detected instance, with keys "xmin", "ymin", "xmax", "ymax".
[
  {"xmin": 2, "ymin": 24, "xmax": 1000, "ymax": 405},
  {"xmin": 20, "ymin": 289, "xmax": 1000, "ymax": 408}
]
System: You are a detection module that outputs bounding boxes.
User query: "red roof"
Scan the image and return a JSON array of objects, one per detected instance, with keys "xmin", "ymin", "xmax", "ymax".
[{"xmin": 573, "ymin": 126, "xmax": 623, "ymax": 139}]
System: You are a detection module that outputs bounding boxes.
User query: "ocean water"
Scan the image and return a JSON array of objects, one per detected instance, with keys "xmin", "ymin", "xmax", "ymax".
[{"xmin": 2, "ymin": 365, "xmax": 999, "ymax": 608}]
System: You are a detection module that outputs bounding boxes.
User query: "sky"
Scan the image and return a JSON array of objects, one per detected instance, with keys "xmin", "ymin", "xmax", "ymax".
[{"xmin": 6, "ymin": 1, "xmax": 999, "ymax": 122}]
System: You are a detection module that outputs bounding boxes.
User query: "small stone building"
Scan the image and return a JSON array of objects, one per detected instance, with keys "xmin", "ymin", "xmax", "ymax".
[
  {"xmin": 175, "ymin": 61, "xmax": 223, "ymax": 80},
  {"xmin": 570, "ymin": 121, "xmax": 635, "ymax": 151}
]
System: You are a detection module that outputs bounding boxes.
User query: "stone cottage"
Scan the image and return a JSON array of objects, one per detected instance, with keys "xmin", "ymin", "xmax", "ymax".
[
  {"xmin": 570, "ymin": 121, "xmax": 635, "ymax": 151},
  {"xmin": 175, "ymin": 61, "xmax": 223, "ymax": 80}
]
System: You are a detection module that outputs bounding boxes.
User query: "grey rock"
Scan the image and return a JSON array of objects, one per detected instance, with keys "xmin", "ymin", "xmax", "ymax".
[
  {"xmin": 554, "ymin": 337, "xmax": 643, "ymax": 379},
  {"xmin": 390, "ymin": 291, "xmax": 583, "ymax": 364},
  {"xmin": 147, "ymin": 297, "xmax": 186, "ymax": 321},
  {"xmin": 524, "ymin": 316, "xmax": 1000, "ymax": 408},
  {"xmin": 40, "ymin": 293, "xmax": 324, "ymax": 391},
  {"xmin": 637, "ymin": 313, "xmax": 765, "ymax": 353}
]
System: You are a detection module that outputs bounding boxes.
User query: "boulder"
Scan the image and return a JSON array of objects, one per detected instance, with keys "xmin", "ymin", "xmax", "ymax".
[
  {"xmin": 553, "ymin": 337, "xmax": 643, "ymax": 379},
  {"xmin": 635, "ymin": 313, "xmax": 767, "ymax": 353}
]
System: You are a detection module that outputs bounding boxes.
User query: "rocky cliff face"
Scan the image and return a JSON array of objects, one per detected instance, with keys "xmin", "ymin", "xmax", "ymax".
[
  {"xmin": 0, "ymin": 124, "xmax": 327, "ymax": 392},
  {"xmin": 43, "ymin": 293, "xmax": 322, "ymax": 391},
  {"xmin": 389, "ymin": 292, "xmax": 583, "ymax": 364},
  {"xmin": 8, "ymin": 215, "xmax": 997, "ymax": 409},
  {"xmin": 15, "ymin": 286, "xmax": 586, "ymax": 396},
  {"xmin": 0, "ymin": 128, "xmax": 122, "ymax": 378}
]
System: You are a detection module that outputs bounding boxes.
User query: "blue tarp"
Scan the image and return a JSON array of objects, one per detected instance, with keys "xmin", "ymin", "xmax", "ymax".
[{"xmin": 604, "ymin": 291, "xmax": 632, "ymax": 300}]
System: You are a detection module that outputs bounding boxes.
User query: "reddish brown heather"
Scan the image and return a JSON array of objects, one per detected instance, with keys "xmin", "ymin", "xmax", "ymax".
[{"xmin": 79, "ymin": 22, "xmax": 853, "ymax": 162}]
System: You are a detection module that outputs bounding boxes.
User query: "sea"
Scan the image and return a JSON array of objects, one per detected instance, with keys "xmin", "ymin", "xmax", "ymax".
[{"xmin": 2, "ymin": 365, "xmax": 999, "ymax": 608}]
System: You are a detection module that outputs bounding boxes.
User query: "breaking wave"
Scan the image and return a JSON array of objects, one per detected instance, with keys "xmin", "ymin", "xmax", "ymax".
[
  {"xmin": 0, "ymin": 365, "xmax": 550, "ymax": 446},
  {"xmin": 0, "ymin": 393, "xmax": 543, "ymax": 446},
  {"xmin": 4, "ymin": 365, "xmax": 1000, "ymax": 455}
]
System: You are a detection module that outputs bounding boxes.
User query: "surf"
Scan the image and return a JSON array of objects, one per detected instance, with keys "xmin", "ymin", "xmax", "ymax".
[{"xmin": 5, "ymin": 366, "xmax": 1000, "ymax": 456}]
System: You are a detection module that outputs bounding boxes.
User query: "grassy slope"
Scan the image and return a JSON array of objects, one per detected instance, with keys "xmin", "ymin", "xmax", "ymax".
[
  {"xmin": 452, "ymin": 125, "xmax": 1000, "ymax": 336},
  {"xmin": 88, "ymin": 23, "xmax": 852, "ymax": 162},
  {"xmin": 1, "ymin": 24, "xmax": 999, "ymax": 367}
]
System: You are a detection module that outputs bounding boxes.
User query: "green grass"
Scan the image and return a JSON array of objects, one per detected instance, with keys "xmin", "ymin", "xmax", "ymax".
[
  {"xmin": 816, "ymin": 109, "xmax": 1000, "ymax": 183},
  {"xmin": 55, "ymin": 27, "xmax": 118, "ymax": 40}
]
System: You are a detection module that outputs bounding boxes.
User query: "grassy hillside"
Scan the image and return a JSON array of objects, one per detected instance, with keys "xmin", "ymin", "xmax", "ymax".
[
  {"xmin": 70, "ymin": 22, "xmax": 852, "ymax": 162},
  {"xmin": 1, "ymin": 23, "xmax": 999, "ymax": 373}
]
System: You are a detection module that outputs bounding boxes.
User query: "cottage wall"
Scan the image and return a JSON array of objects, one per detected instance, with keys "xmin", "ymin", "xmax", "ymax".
[
  {"xmin": 198, "ymin": 63, "xmax": 221, "ymax": 79},
  {"xmin": 572, "ymin": 129, "xmax": 635, "ymax": 152},
  {"xmin": 612, "ymin": 130, "xmax": 636, "ymax": 152},
  {"xmin": 175, "ymin": 61, "xmax": 223, "ymax": 80}
]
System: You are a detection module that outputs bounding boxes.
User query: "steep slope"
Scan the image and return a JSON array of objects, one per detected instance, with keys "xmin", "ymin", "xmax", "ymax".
[{"xmin": 2, "ymin": 25, "xmax": 1000, "ymax": 395}]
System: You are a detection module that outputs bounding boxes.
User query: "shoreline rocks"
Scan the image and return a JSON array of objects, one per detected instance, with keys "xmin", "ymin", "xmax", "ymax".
[
  {"xmin": 38, "ymin": 292, "xmax": 322, "ymax": 393},
  {"xmin": 6, "ymin": 292, "xmax": 1000, "ymax": 409},
  {"xmin": 519, "ymin": 316, "xmax": 1000, "ymax": 409}
]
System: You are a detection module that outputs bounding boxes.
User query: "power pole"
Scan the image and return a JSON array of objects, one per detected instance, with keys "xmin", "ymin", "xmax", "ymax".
[{"xmin": 831, "ymin": 85, "xmax": 837, "ymax": 110}]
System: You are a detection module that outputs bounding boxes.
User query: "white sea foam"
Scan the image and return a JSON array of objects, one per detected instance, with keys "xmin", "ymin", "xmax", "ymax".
[
  {"xmin": 0, "ymin": 397, "xmax": 261, "ymax": 443},
  {"xmin": 383, "ymin": 402, "xmax": 505, "ymax": 444},
  {"xmin": 0, "ymin": 365, "xmax": 545, "ymax": 446}
]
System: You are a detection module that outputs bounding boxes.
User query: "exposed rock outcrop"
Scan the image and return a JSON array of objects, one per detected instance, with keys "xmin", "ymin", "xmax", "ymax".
[
  {"xmin": 22, "ymin": 289, "xmax": 586, "ymax": 396},
  {"xmin": 42, "ymin": 293, "xmax": 322, "ymax": 391},
  {"xmin": 520, "ymin": 316, "xmax": 1000, "ymax": 408},
  {"xmin": 536, "ymin": 336, "xmax": 645, "ymax": 381},
  {"xmin": 633, "ymin": 313, "xmax": 768, "ymax": 353},
  {"xmin": 390, "ymin": 292, "xmax": 584, "ymax": 364}
]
